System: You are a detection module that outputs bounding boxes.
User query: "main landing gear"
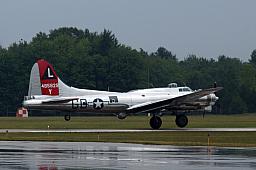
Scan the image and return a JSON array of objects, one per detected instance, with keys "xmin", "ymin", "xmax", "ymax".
[
  {"xmin": 175, "ymin": 114, "xmax": 188, "ymax": 128},
  {"xmin": 149, "ymin": 114, "xmax": 189, "ymax": 129},
  {"xmin": 64, "ymin": 114, "xmax": 71, "ymax": 121},
  {"xmin": 149, "ymin": 115, "xmax": 162, "ymax": 129}
]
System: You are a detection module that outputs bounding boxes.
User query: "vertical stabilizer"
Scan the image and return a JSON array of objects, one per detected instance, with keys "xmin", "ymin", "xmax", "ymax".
[
  {"xmin": 28, "ymin": 62, "xmax": 41, "ymax": 96},
  {"xmin": 28, "ymin": 59, "xmax": 110, "ymax": 97},
  {"xmin": 37, "ymin": 59, "xmax": 59, "ymax": 95},
  {"xmin": 28, "ymin": 59, "xmax": 59, "ymax": 96}
]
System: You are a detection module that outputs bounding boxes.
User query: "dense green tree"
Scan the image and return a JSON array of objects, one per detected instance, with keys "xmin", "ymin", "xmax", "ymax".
[
  {"xmin": 0, "ymin": 27, "xmax": 255, "ymax": 115},
  {"xmin": 249, "ymin": 49, "xmax": 256, "ymax": 65},
  {"xmin": 154, "ymin": 47, "xmax": 177, "ymax": 61}
]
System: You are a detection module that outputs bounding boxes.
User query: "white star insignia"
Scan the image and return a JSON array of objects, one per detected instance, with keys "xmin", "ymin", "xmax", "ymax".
[{"xmin": 93, "ymin": 98, "xmax": 103, "ymax": 109}]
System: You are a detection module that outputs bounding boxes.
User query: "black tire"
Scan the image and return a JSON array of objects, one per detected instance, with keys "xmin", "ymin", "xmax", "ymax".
[
  {"xmin": 149, "ymin": 116, "xmax": 162, "ymax": 129},
  {"xmin": 175, "ymin": 115, "xmax": 188, "ymax": 128},
  {"xmin": 64, "ymin": 114, "xmax": 71, "ymax": 121}
]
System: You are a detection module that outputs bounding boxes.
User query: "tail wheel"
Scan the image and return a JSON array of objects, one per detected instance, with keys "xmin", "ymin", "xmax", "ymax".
[
  {"xmin": 175, "ymin": 115, "xmax": 188, "ymax": 128},
  {"xmin": 150, "ymin": 116, "xmax": 162, "ymax": 129},
  {"xmin": 64, "ymin": 114, "xmax": 71, "ymax": 121}
]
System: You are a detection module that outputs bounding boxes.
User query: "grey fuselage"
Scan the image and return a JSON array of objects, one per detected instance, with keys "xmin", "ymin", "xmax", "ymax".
[{"xmin": 23, "ymin": 86, "xmax": 217, "ymax": 114}]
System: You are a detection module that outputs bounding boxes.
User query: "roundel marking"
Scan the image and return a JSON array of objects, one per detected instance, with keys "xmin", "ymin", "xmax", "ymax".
[{"xmin": 93, "ymin": 98, "xmax": 104, "ymax": 109}]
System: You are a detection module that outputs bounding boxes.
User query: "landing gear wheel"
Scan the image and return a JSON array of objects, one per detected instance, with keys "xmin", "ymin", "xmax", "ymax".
[
  {"xmin": 64, "ymin": 114, "xmax": 71, "ymax": 121},
  {"xmin": 150, "ymin": 116, "xmax": 162, "ymax": 129},
  {"xmin": 175, "ymin": 115, "xmax": 188, "ymax": 128}
]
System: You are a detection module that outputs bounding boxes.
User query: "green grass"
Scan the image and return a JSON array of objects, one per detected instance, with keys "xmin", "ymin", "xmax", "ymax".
[
  {"xmin": 0, "ymin": 114, "xmax": 255, "ymax": 129},
  {"xmin": 1, "ymin": 132, "xmax": 255, "ymax": 147},
  {"xmin": 0, "ymin": 114, "xmax": 255, "ymax": 147}
]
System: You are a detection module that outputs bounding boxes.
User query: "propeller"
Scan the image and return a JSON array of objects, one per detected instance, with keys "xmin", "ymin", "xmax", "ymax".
[
  {"xmin": 203, "ymin": 81, "xmax": 220, "ymax": 118},
  {"xmin": 213, "ymin": 81, "xmax": 222, "ymax": 114}
]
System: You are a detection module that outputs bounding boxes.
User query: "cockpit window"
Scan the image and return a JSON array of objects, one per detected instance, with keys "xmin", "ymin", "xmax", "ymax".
[
  {"xmin": 183, "ymin": 88, "xmax": 190, "ymax": 91},
  {"xmin": 168, "ymin": 83, "xmax": 178, "ymax": 88},
  {"xmin": 179, "ymin": 87, "xmax": 192, "ymax": 92}
]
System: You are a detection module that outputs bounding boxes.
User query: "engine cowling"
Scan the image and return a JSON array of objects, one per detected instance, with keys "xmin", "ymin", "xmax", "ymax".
[
  {"xmin": 200, "ymin": 93, "xmax": 219, "ymax": 102},
  {"xmin": 117, "ymin": 112, "xmax": 127, "ymax": 119}
]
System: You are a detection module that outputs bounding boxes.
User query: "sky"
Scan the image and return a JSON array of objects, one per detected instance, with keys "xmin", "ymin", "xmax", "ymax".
[{"xmin": 0, "ymin": 0, "xmax": 255, "ymax": 61}]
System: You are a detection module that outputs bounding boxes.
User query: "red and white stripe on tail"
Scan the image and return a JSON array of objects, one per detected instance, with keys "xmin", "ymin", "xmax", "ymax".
[
  {"xmin": 28, "ymin": 59, "xmax": 59, "ymax": 96},
  {"xmin": 37, "ymin": 59, "xmax": 59, "ymax": 95},
  {"xmin": 28, "ymin": 59, "xmax": 104, "ymax": 97}
]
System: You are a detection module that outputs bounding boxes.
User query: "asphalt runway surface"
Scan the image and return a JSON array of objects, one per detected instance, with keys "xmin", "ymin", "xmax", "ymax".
[
  {"xmin": 1, "ymin": 128, "xmax": 256, "ymax": 133},
  {"xmin": 0, "ymin": 141, "xmax": 255, "ymax": 170}
]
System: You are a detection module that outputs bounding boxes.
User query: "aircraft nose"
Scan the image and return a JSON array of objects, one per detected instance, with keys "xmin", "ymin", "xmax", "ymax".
[
  {"xmin": 215, "ymin": 96, "xmax": 219, "ymax": 101},
  {"xmin": 212, "ymin": 94, "xmax": 219, "ymax": 102}
]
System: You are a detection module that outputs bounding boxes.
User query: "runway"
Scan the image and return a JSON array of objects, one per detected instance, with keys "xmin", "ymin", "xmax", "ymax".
[
  {"xmin": 0, "ymin": 141, "xmax": 255, "ymax": 170},
  {"xmin": 1, "ymin": 128, "xmax": 256, "ymax": 133}
]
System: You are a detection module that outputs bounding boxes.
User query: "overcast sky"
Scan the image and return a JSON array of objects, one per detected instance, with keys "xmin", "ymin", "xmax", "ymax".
[{"xmin": 0, "ymin": 0, "xmax": 255, "ymax": 61}]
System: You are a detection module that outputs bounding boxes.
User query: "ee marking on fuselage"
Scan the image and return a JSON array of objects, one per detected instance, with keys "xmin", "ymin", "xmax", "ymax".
[
  {"xmin": 71, "ymin": 97, "xmax": 117, "ymax": 110},
  {"xmin": 23, "ymin": 59, "xmax": 222, "ymax": 129}
]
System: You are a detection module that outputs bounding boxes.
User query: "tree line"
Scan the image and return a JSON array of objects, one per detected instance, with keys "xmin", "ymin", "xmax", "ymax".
[{"xmin": 0, "ymin": 27, "xmax": 256, "ymax": 115}]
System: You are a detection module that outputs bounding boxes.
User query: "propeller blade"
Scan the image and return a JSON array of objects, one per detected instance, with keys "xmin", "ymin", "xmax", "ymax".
[{"xmin": 214, "ymin": 82, "xmax": 217, "ymax": 88}]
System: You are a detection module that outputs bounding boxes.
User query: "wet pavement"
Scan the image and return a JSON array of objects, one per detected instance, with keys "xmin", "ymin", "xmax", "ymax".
[
  {"xmin": 0, "ymin": 141, "xmax": 255, "ymax": 170},
  {"xmin": 1, "ymin": 128, "xmax": 256, "ymax": 133}
]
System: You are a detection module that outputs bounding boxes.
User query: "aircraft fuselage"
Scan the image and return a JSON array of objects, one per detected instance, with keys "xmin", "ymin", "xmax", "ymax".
[{"xmin": 23, "ymin": 87, "xmax": 217, "ymax": 114}]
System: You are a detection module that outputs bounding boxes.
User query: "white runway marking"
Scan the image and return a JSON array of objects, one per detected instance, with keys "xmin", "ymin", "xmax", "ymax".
[{"xmin": 1, "ymin": 128, "xmax": 256, "ymax": 133}]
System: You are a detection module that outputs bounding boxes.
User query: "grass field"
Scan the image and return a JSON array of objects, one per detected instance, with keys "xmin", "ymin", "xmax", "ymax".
[
  {"xmin": 0, "ymin": 114, "xmax": 255, "ymax": 129},
  {"xmin": 0, "ymin": 114, "xmax": 255, "ymax": 147}
]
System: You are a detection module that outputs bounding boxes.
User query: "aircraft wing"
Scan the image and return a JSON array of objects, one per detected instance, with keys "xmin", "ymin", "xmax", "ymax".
[
  {"xmin": 126, "ymin": 87, "xmax": 223, "ymax": 114},
  {"xmin": 41, "ymin": 97, "xmax": 79, "ymax": 104}
]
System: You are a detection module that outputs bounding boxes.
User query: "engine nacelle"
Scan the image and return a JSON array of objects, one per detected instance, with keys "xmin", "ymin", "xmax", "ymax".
[
  {"xmin": 117, "ymin": 112, "xmax": 127, "ymax": 119},
  {"xmin": 199, "ymin": 93, "xmax": 219, "ymax": 102}
]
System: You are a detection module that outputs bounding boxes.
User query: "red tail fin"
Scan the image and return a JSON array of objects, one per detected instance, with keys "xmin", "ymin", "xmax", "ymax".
[{"xmin": 37, "ymin": 59, "xmax": 59, "ymax": 96}]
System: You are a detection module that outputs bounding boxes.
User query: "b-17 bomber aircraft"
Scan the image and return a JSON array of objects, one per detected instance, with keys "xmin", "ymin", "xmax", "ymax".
[{"xmin": 23, "ymin": 59, "xmax": 223, "ymax": 129}]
